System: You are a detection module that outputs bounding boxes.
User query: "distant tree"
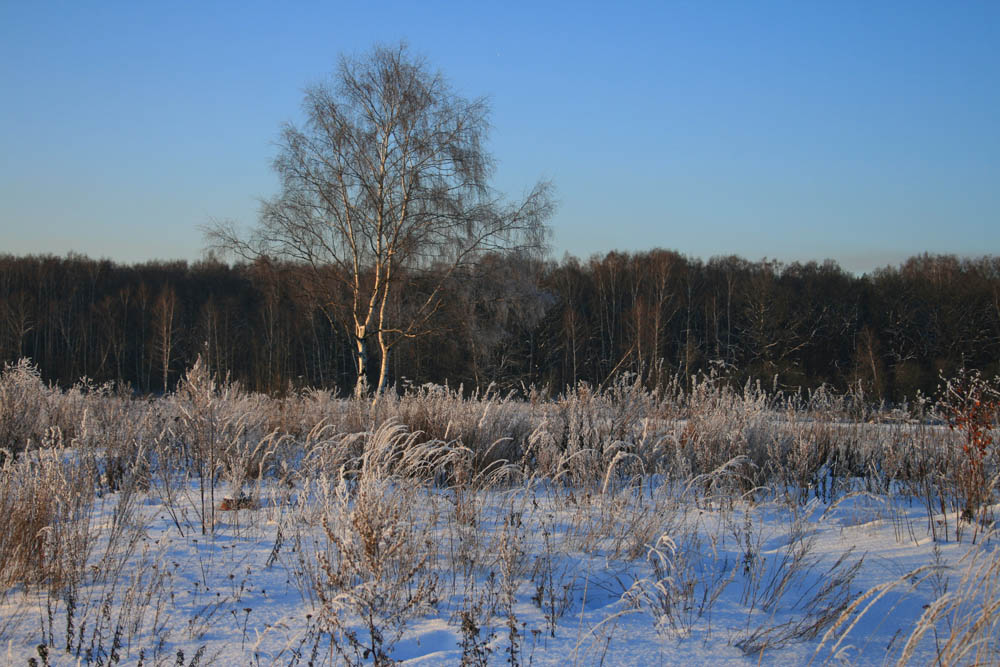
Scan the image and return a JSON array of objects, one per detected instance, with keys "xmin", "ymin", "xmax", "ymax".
[
  {"xmin": 153, "ymin": 285, "xmax": 179, "ymax": 393},
  {"xmin": 208, "ymin": 43, "xmax": 553, "ymax": 397},
  {"xmin": 96, "ymin": 287, "xmax": 130, "ymax": 383}
]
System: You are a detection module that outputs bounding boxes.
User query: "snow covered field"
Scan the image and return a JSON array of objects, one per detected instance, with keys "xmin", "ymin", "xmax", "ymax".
[{"xmin": 1, "ymin": 360, "xmax": 998, "ymax": 665}]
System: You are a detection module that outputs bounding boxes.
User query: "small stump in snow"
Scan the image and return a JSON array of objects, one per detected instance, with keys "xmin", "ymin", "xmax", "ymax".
[{"xmin": 219, "ymin": 494, "xmax": 258, "ymax": 511}]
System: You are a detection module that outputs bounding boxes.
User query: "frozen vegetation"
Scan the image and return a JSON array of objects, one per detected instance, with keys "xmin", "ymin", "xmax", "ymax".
[{"xmin": 1, "ymin": 358, "xmax": 998, "ymax": 665}]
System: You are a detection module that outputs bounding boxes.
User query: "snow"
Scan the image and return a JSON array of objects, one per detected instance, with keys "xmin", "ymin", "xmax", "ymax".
[{"xmin": 1, "ymin": 470, "xmax": 996, "ymax": 666}]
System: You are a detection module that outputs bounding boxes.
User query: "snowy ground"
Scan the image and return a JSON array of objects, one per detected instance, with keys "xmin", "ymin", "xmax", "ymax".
[
  {"xmin": 2, "ymin": 363, "xmax": 998, "ymax": 665},
  {"xmin": 1, "ymin": 472, "xmax": 996, "ymax": 666}
]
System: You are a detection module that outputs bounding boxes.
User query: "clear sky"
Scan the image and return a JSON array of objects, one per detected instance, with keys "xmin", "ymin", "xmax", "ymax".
[{"xmin": 2, "ymin": 1, "xmax": 998, "ymax": 274}]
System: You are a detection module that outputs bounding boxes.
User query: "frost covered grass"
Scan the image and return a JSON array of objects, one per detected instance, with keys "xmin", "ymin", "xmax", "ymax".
[{"xmin": 0, "ymin": 358, "xmax": 998, "ymax": 665}]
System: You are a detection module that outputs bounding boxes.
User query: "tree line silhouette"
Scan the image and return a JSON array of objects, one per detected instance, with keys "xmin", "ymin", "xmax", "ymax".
[{"xmin": 1, "ymin": 251, "xmax": 997, "ymax": 401}]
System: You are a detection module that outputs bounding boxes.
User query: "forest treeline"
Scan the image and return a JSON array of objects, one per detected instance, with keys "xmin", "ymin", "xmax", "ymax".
[{"xmin": 1, "ymin": 251, "xmax": 998, "ymax": 401}]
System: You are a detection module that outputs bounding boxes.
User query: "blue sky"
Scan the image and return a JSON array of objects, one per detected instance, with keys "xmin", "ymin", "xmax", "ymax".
[{"xmin": 1, "ymin": 1, "xmax": 998, "ymax": 274}]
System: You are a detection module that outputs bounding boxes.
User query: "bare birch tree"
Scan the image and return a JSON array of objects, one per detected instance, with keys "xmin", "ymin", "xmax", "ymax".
[{"xmin": 207, "ymin": 43, "xmax": 553, "ymax": 397}]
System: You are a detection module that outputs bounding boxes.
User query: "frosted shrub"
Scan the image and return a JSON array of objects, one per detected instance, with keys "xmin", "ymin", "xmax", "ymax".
[
  {"xmin": 315, "ymin": 422, "xmax": 443, "ymax": 664},
  {"xmin": 376, "ymin": 383, "xmax": 536, "ymax": 475},
  {"xmin": 545, "ymin": 375, "xmax": 670, "ymax": 487},
  {"xmin": 0, "ymin": 358, "xmax": 54, "ymax": 459},
  {"xmin": 937, "ymin": 369, "xmax": 1000, "ymax": 538},
  {"xmin": 675, "ymin": 375, "xmax": 773, "ymax": 491},
  {"xmin": 70, "ymin": 386, "xmax": 154, "ymax": 493},
  {"xmin": 0, "ymin": 444, "xmax": 96, "ymax": 592},
  {"xmin": 171, "ymin": 357, "xmax": 269, "ymax": 534},
  {"xmin": 286, "ymin": 387, "xmax": 347, "ymax": 435}
]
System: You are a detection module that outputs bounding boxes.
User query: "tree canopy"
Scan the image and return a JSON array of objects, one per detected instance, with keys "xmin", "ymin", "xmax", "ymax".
[{"xmin": 208, "ymin": 43, "xmax": 553, "ymax": 396}]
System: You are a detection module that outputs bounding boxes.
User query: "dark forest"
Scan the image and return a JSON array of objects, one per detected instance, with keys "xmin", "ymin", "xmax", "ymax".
[{"xmin": 2, "ymin": 251, "xmax": 998, "ymax": 401}]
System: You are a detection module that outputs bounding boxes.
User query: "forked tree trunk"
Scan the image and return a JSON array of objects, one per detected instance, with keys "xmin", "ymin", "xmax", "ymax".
[{"xmin": 375, "ymin": 333, "xmax": 390, "ymax": 398}]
